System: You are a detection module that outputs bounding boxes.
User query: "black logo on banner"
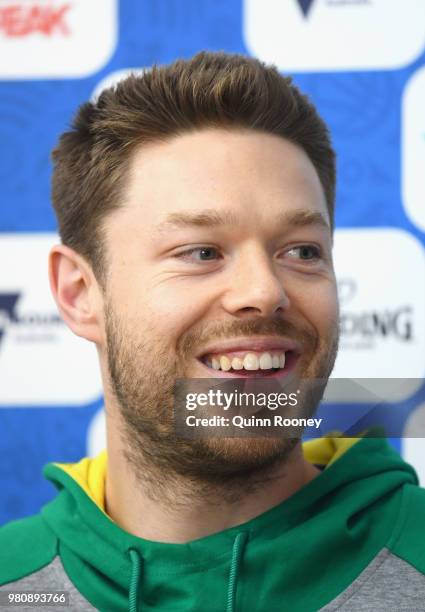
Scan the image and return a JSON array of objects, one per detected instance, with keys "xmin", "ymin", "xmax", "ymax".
[
  {"xmin": 0, "ymin": 293, "xmax": 20, "ymax": 344},
  {"xmin": 337, "ymin": 279, "xmax": 414, "ymax": 346},
  {"xmin": 296, "ymin": 0, "xmax": 315, "ymax": 17},
  {"xmin": 0, "ymin": 292, "xmax": 63, "ymax": 348}
]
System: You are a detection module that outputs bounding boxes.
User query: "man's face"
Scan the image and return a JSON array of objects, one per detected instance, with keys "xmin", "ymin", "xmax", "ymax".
[{"xmin": 101, "ymin": 128, "xmax": 339, "ymax": 482}]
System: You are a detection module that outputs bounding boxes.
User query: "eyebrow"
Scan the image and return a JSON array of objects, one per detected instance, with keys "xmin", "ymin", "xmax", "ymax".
[{"xmin": 155, "ymin": 208, "xmax": 331, "ymax": 233}]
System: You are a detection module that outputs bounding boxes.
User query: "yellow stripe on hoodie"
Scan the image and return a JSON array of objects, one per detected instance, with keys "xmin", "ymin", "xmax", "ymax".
[
  {"xmin": 303, "ymin": 435, "xmax": 360, "ymax": 468},
  {"xmin": 55, "ymin": 450, "xmax": 107, "ymax": 513}
]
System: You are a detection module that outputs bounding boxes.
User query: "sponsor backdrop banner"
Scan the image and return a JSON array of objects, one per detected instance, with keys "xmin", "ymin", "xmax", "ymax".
[{"xmin": 0, "ymin": 0, "xmax": 424, "ymax": 524}]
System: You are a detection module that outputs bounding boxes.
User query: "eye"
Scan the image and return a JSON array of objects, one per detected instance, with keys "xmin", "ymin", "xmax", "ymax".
[
  {"xmin": 175, "ymin": 246, "xmax": 221, "ymax": 262},
  {"xmin": 285, "ymin": 245, "xmax": 322, "ymax": 261}
]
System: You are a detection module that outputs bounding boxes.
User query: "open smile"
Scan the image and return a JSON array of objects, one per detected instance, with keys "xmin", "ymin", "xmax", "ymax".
[{"xmin": 195, "ymin": 338, "xmax": 301, "ymax": 379}]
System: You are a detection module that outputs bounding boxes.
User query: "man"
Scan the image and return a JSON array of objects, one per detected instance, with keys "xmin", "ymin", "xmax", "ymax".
[{"xmin": 1, "ymin": 51, "xmax": 424, "ymax": 611}]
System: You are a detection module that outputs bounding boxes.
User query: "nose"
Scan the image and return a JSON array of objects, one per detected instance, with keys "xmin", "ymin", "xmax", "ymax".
[{"xmin": 221, "ymin": 244, "xmax": 290, "ymax": 317}]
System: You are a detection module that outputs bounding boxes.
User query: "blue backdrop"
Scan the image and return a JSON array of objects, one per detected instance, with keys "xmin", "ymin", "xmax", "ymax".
[{"xmin": 1, "ymin": 0, "xmax": 424, "ymax": 525}]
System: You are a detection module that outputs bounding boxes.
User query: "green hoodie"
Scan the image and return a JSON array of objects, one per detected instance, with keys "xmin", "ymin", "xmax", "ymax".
[{"xmin": 1, "ymin": 435, "xmax": 425, "ymax": 611}]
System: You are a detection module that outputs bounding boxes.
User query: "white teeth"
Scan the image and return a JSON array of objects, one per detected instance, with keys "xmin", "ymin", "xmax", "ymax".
[
  {"xmin": 259, "ymin": 353, "xmax": 273, "ymax": 370},
  {"xmin": 243, "ymin": 353, "xmax": 259, "ymax": 370},
  {"xmin": 220, "ymin": 356, "xmax": 231, "ymax": 371},
  {"xmin": 231, "ymin": 357, "xmax": 243, "ymax": 370},
  {"xmin": 205, "ymin": 350, "xmax": 287, "ymax": 371}
]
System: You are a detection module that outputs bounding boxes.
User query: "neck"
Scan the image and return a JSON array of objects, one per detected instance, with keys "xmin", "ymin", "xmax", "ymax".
[{"xmin": 105, "ymin": 418, "xmax": 320, "ymax": 543}]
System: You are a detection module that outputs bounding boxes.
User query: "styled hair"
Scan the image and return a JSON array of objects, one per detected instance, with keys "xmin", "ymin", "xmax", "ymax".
[{"xmin": 51, "ymin": 51, "xmax": 336, "ymax": 288}]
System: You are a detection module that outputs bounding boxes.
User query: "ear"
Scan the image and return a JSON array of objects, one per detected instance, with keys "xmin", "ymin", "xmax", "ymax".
[{"xmin": 48, "ymin": 244, "xmax": 104, "ymax": 345}]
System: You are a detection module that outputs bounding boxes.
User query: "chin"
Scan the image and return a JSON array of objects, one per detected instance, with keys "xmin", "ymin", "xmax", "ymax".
[{"xmin": 192, "ymin": 437, "xmax": 296, "ymax": 478}]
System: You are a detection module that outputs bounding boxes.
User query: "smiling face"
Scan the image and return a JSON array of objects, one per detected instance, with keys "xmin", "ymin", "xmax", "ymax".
[{"xmin": 101, "ymin": 128, "xmax": 339, "ymax": 482}]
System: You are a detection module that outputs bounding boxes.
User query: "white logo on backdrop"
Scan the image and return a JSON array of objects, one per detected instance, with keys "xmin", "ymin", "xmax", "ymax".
[
  {"xmin": 0, "ymin": 234, "xmax": 102, "ymax": 406},
  {"xmin": 402, "ymin": 66, "xmax": 425, "ymax": 233},
  {"xmin": 328, "ymin": 229, "xmax": 425, "ymax": 402},
  {"xmin": 243, "ymin": 0, "xmax": 425, "ymax": 72},
  {"xmin": 0, "ymin": 0, "xmax": 117, "ymax": 78}
]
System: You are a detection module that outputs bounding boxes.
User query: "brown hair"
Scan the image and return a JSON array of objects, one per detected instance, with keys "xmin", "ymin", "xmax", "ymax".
[{"xmin": 51, "ymin": 51, "xmax": 336, "ymax": 288}]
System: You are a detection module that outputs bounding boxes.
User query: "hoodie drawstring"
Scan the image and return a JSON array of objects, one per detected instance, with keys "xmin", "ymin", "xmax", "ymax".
[
  {"xmin": 128, "ymin": 532, "xmax": 248, "ymax": 612},
  {"xmin": 226, "ymin": 532, "xmax": 249, "ymax": 612},
  {"xmin": 128, "ymin": 548, "xmax": 143, "ymax": 612}
]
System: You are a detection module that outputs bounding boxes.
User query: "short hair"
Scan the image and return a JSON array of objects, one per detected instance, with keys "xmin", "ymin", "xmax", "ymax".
[{"xmin": 51, "ymin": 51, "xmax": 336, "ymax": 288}]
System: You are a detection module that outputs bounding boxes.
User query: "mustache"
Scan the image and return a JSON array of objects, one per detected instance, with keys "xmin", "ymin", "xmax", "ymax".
[{"xmin": 178, "ymin": 316, "xmax": 316, "ymax": 356}]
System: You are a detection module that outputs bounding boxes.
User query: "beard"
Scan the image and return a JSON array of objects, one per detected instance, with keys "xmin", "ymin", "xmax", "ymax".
[{"xmin": 105, "ymin": 298, "xmax": 339, "ymax": 505}]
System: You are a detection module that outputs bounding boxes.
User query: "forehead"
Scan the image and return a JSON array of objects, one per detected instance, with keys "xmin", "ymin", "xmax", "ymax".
[{"xmin": 120, "ymin": 128, "xmax": 330, "ymax": 231}]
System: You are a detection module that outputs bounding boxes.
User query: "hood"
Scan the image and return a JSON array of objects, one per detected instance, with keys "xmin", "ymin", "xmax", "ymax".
[{"xmin": 41, "ymin": 435, "xmax": 418, "ymax": 612}]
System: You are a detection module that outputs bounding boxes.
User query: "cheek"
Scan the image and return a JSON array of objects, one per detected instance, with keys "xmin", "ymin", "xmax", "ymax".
[
  {"xmin": 132, "ymin": 279, "xmax": 217, "ymax": 341},
  {"xmin": 289, "ymin": 279, "xmax": 339, "ymax": 331}
]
